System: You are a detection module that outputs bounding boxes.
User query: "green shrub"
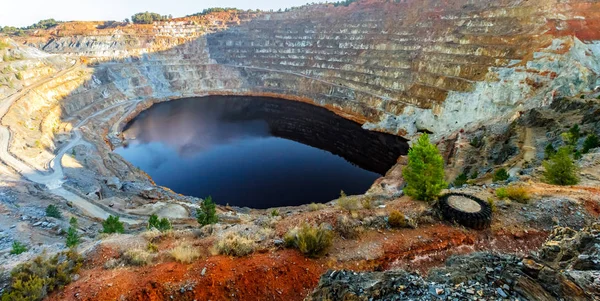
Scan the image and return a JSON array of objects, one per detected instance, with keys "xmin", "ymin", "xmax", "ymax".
[
  {"xmin": 66, "ymin": 217, "xmax": 79, "ymax": 248},
  {"xmin": 102, "ymin": 215, "xmax": 125, "ymax": 234},
  {"xmin": 215, "ymin": 232, "xmax": 257, "ymax": 257},
  {"xmin": 270, "ymin": 209, "xmax": 279, "ymax": 217},
  {"xmin": 496, "ymin": 188, "xmax": 508, "ymax": 199},
  {"xmin": 45, "ymin": 204, "xmax": 62, "ymax": 219},
  {"xmin": 1, "ymin": 250, "xmax": 81, "ymax": 301},
  {"xmin": 487, "ymin": 198, "xmax": 497, "ymax": 212},
  {"xmin": 561, "ymin": 125, "xmax": 581, "ymax": 146},
  {"xmin": 10, "ymin": 241, "xmax": 28, "ymax": 255},
  {"xmin": 388, "ymin": 210, "xmax": 407, "ymax": 228},
  {"xmin": 453, "ymin": 173, "xmax": 468, "ymax": 187},
  {"xmin": 492, "ymin": 168, "xmax": 510, "ymax": 182},
  {"xmin": 147, "ymin": 214, "xmax": 172, "ymax": 231},
  {"xmin": 0, "ymin": 40, "xmax": 9, "ymax": 50},
  {"xmin": 544, "ymin": 143, "xmax": 556, "ymax": 159},
  {"xmin": 504, "ymin": 186, "xmax": 530, "ymax": 203},
  {"xmin": 470, "ymin": 170, "xmax": 479, "ymax": 180},
  {"xmin": 196, "ymin": 196, "xmax": 218, "ymax": 226},
  {"xmin": 543, "ymin": 147, "xmax": 580, "ymax": 185},
  {"xmin": 284, "ymin": 224, "xmax": 333, "ymax": 258},
  {"xmin": 582, "ymin": 134, "xmax": 599, "ymax": 153},
  {"xmin": 402, "ymin": 134, "xmax": 447, "ymax": 202},
  {"xmin": 15, "ymin": 72, "xmax": 22, "ymax": 80}
]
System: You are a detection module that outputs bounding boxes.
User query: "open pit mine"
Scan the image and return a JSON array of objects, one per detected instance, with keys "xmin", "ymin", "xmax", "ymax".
[{"xmin": 0, "ymin": 0, "xmax": 599, "ymax": 300}]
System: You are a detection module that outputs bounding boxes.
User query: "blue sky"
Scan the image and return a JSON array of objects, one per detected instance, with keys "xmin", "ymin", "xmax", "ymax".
[{"xmin": 1, "ymin": 0, "xmax": 316, "ymax": 27}]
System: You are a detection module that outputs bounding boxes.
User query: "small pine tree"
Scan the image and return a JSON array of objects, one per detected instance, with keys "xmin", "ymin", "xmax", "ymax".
[
  {"xmin": 493, "ymin": 168, "xmax": 510, "ymax": 182},
  {"xmin": 196, "ymin": 196, "xmax": 218, "ymax": 226},
  {"xmin": 582, "ymin": 134, "xmax": 599, "ymax": 153},
  {"xmin": 543, "ymin": 147, "xmax": 579, "ymax": 186},
  {"xmin": 102, "ymin": 215, "xmax": 125, "ymax": 234},
  {"xmin": 45, "ymin": 204, "xmax": 62, "ymax": 219},
  {"xmin": 561, "ymin": 125, "xmax": 581, "ymax": 146},
  {"xmin": 66, "ymin": 217, "xmax": 79, "ymax": 248},
  {"xmin": 402, "ymin": 134, "xmax": 447, "ymax": 202}
]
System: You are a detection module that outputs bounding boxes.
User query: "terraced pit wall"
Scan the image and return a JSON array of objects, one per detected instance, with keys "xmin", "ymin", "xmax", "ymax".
[{"xmin": 3, "ymin": 0, "xmax": 600, "ymax": 177}]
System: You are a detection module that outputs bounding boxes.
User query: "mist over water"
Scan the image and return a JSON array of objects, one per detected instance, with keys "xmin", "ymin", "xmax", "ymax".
[{"xmin": 115, "ymin": 96, "xmax": 408, "ymax": 208}]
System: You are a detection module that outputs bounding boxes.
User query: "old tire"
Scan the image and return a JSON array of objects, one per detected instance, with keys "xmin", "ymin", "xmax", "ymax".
[{"xmin": 438, "ymin": 193, "xmax": 492, "ymax": 230}]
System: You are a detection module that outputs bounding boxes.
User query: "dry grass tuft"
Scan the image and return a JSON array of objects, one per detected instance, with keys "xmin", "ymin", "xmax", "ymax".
[
  {"xmin": 170, "ymin": 243, "xmax": 200, "ymax": 264},
  {"xmin": 335, "ymin": 215, "xmax": 362, "ymax": 239},
  {"xmin": 215, "ymin": 232, "xmax": 257, "ymax": 257},
  {"xmin": 123, "ymin": 249, "xmax": 153, "ymax": 266},
  {"xmin": 505, "ymin": 186, "xmax": 531, "ymax": 203}
]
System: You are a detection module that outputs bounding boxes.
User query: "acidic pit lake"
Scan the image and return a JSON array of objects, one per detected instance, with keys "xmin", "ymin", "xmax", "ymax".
[{"xmin": 115, "ymin": 96, "xmax": 408, "ymax": 208}]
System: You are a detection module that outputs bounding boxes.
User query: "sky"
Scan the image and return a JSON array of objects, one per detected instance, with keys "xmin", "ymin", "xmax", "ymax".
[{"xmin": 0, "ymin": 0, "xmax": 316, "ymax": 27}]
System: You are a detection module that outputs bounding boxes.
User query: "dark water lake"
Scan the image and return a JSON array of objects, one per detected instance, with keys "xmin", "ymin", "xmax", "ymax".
[{"xmin": 115, "ymin": 96, "xmax": 408, "ymax": 208}]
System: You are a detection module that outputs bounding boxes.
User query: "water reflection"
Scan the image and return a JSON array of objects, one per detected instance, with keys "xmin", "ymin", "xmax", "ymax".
[{"xmin": 116, "ymin": 96, "xmax": 408, "ymax": 208}]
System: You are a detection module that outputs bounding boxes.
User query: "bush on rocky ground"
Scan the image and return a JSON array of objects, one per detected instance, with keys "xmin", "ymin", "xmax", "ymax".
[
  {"xmin": 337, "ymin": 191, "xmax": 359, "ymax": 212},
  {"xmin": 66, "ymin": 217, "xmax": 79, "ymax": 248},
  {"xmin": 388, "ymin": 210, "xmax": 407, "ymax": 228},
  {"xmin": 402, "ymin": 134, "xmax": 446, "ymax": 202},
  {"xmin": 284, "ymin": 224, "xmax": 333, "ymax": 258},
  {"xmin": 452, "ymin": 173, "xmax": 468, "ymax": 187},
  {"xmin": 45, "ymin": 204, "xmax": 62, "ymax": 219},
  {"xmin": 493, "ymin": 168, "xmax": 509, "ymax": 182},
  {"xmin": 308, "ymin": 202, "xmax": 326, "ymax": 211},
  {"xmin": 504, "ymin": 186, "xmax": 530, "ymax": 203},
  {"xmin": 335, "ymin": 215, "xmax": 362, "ymax": 239},
  {"xmin": 582, "ymin": 133, "xmax": 599, "ymax": 153},
  {"xmin": 147, "ymin": 214, "xmax": 171, "ymax": 232},
  {"xmin": 543, "ymin": 146, "xmax": 579, "ymax": 185},
  {"xmin": 1, "ymin": 250, "xmax": 82, "ymax": 301},
  {"xmin": 102, "ymin": 215, "xmax": 124, "ymax": 234},
  {"xmin": 215, "ymin": 232, "xmax": 257, "ymax": 257},
  {"xmin": 10, "ymin": 241, "xmax": 28, "ymax": 255},
  {"xmin": 123, "ymin": 249, "xmax": 153, "ymax": 266}
]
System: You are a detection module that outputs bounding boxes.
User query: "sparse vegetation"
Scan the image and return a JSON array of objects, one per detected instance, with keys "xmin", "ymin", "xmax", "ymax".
[
  {"xmin": 308, "ymin": 202, "xmax": 325, "ymax": 211},
  {"xmin": 561, "ymin": 124, "xmax": 581, "ymax": 146},
  {"xmin": 215, "ymin": 232, "xmax": 257, "ymax": 257},
  {"xmin": 197, "ymin": 196, "xmax": 218, "ymax": 226},
  {"xmin": 15, "ymin": 72, "xmax": 23, "ymax": 80},
  {"xmin": 335, "ymin": 215, "xmax": 361, "ymax": 238},
  {"xmin": 123, "ymin": 249, "xmax": 152, "ymax": 266},
  {"xmin": 337, "ymin": 190, "xmax": 359, "ymax": 212},
  {"xmin": 361, "ymin": 195, "xmax": 374, "ymax": 209},
  {"xmin": 147, "ymin": 242, "xmax": 159, "ymax": 253},
  {"xmin": 470, "ymin": 170, "xmax": 479, "ymax": 179},
  {"xmin": 131, "ymin": 12, "xmax": 172, "ymax": 24},
  {"xmin": 0, "ymin": 40, "xmax": 9, "ymax": 50},
  {"xmin": 284, "ymin": 224, "xmax": 333, "ymax": 258},
  {"xmin": 582, "ymin": 133, "xmax": 599, "ymax": 153},
  {"xmin": 453, "ymin": 172, "xmax": 468, "ymax": 187},
  {"xmin": 388, "ymin": 210, "xmax": 407, "ymax": 228},
  {"xmin": 45, "ymin": 204, "xmax": 62, "ymax": 219},
  {"xmin": 10, "ymin": 241, "xmax": 28, "ymax": 255},
  {"xmin": 543, "ymin": 146, "xmax": 580, "ymax": 186},
  {"xmin": 170, "ymin": 244, "xmax": 200, "ymax": 263},
  {"xmin": 402, "ymin": 134, "xmax": 447, "ymax": 202},
  {"xmin": 147, "ymin": 214, "xmax": 172, "ymax": 231},
  {"xmin": 495, "ymin": 187, "xmax": 508, "ymax": 199},
  {"xmin": 270, "ymin": 209, "xmax": 279, "ymax": 217},
  {"xmin": 102, "ymin": 215, "xmax": 125, "ymax": 234},
  {"xmin": 1, "ymin": 250, "xmax": 81, "ymax": 301},
  {"xmin": 487, "ymin": 198, "xmax": 497, "ymax": 212},
  {"xmin": 66, "ymin": 217, "xmax": 80, "ymax": 248},
  {"xmin": 493, "ymin": 168, "xmax": 510, "ymax": 182},
  {"xmin": 504, "ymin": 186, "xmax": 530, "ymax": 204},
  {"xmin": 187, "ymin": 7, "xmax": 241, "ymax": 17}
]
